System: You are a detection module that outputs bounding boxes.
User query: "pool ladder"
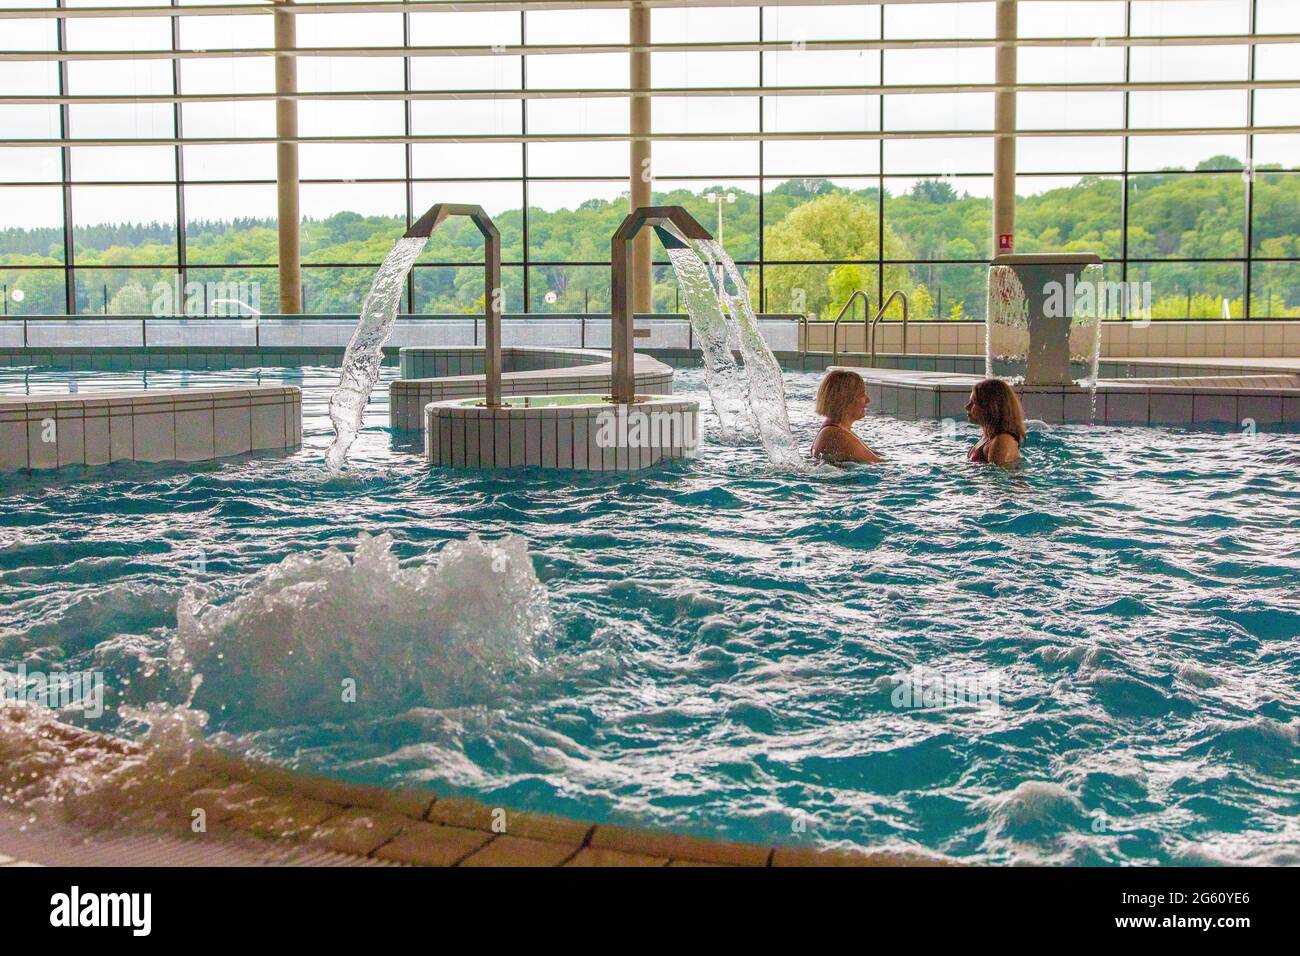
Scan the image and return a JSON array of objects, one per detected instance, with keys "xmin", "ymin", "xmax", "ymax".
[{"xmin": 822, "ymin": 290, "xmax": 910, "ymax": 366}]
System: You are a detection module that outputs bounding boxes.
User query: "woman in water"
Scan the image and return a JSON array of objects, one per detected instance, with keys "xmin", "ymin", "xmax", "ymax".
[
  {"xmin": 966, "ymin": 378, "xmax": 1026, "ymax": 467},
  {"xmin": 810, "ymin": 369, "xmax": 883, "ymax": 464}
]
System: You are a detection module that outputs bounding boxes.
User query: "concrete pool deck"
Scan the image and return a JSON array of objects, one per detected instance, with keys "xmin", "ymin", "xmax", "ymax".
[{"xmin": 0, "ymin": 705, "xmax": 944, "ymax": 868}]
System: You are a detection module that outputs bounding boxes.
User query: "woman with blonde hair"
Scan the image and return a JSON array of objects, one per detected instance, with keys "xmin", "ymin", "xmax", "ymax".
[
  {"xmin": 965, "ymin": 378, "xmax": 1026, "ymax": 467},
  {"xmin": 810, "ymin": 369, "xmax": 882, "ymax": 464}
]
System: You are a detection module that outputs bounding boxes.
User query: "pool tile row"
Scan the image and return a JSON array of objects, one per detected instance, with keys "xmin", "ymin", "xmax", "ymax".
[
  {"xmin": 426, "ymin": 397, "xmax": 699, "ymax": 471},
  {"xmin": 0, "ymin": 387, "xmax": 301, "ymax": 474}
]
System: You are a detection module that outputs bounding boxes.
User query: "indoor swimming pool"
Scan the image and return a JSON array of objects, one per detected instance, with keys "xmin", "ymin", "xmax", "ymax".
[{"xmin": 2, "ymin": 365, "xmax": 1298, "ymax": 865}]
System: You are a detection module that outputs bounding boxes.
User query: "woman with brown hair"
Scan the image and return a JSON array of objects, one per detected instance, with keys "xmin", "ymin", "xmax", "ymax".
[
  {"xmin": 965, "ymin": 378, "xmax": 1026, "ymax": 467},
  {"xmin": 810, "ymin": 369, "xmax": 883, "ymax": 464}
]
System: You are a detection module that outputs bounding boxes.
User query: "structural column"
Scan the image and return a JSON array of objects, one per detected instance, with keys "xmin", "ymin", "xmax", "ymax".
[
  {"xmin": 275, "ymin": 1, "xmax": 303, "ymax": 313},
  {"xmin": 629, "ymin": 3, "xmax": 653, "ymax": 314},
  {"xmin": 992, "ymin": 0, "xmax": 1017, "ymax": 258}
]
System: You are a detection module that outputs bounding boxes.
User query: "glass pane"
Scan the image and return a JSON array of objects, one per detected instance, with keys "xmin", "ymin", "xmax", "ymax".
[
  {"xmin": 1, "ymin": 268, "xmax": 66, "ymax": 316},
  {"xmin": 185, "ymin": 184, "xmax": 278, "ymax": 266},
  {"xmin": 763, "ymin": 263, "xmax": 879, "ymax": 322},
  {"xmin": 299, "ymin": 144, "xmax": 407, "ymax": 182},
  {"xmin": 1128, "ymin": 262, "xmax": 1245, "ymax": 319},
  {"xmin": 1016, "ymin": 175, "xmax": 1123, "ymax": 259},
  {"xmin": 763, "ymin": 140, "xmax": 877, "ymax": 178},
  {"xmin": 410, "ymin": 181, "xmax": 524, "ymax": 262},
  {"xmin": 654, "ymin": 181, "xmax": 759, "ymax": 262},
  {"xmin": 183, "ymin": 145, "xmax": 277, "ymax": 183},
  {"xmin": 1128, "ymin": 136, "xmax": 1248, "ymax": 172},
  {"xmin": 885, "ymin": 138, "xmax": 993, "ymax": 175},
  {"xmin": 300, "ymin": 183, "xmax": 406, "ymax": 265},
  {"xmin": 413, "ymin": 143, "xmax": 522, "ymax": 179},
  {"xmin": 527, "ymin": 181, "xmax": 626, "ymax": 264},
  {"xmin": 1250, "ymin": 172, "xmax": 1300, "ymax": 256},
  {"xmin": 885, "ymin": 177, "xmax": 992, "ymax": 261},
  {"xmin": 303, "ymin": 266, "xmax": 409, "ymax": 315},
  {"xmin": 72, "ymin": 186, "xmax": 178, "ymax": 266},
  {"xmin": 652, "ymin": 141, "xmax": 760, "ymax": 178},
  {"xmin": 414, "ymin": 265, "xmax": 523, "ymax": 314},
  {"xmin": 893, "ymin": 262, "xmax": 992, "ymax": 322},
  {"xmin": 1249, "ymin": 263, "xmax": 1300, "ymax": 319},
  {"xmin": 528, "ymin": 142, "xmax": 623, "ymax": 178},
  {"xmin": 1018, "ymin": 137, "xmax": 1123, "ymax": 174},
  {"xmin": 1127, "ymin": 173, "xmax": 1245, "ymax": 258},
  {"xmin": 527, "ymin": 265, "xmax": 608, "ymax": 313},
  {"xmin": 74, "ymin": 268, "xmax": 180, "ymax": 315},
  {"xmin": 185, "ymin": 267, "xmax": 279, "ymax": 316},
  {"xmin": 1252, "ymin": 135, "xmax": 1300, "ymax": 172},
  {"xmin": 1130, "ymin": 0, "xmax": 1249, "ymax": 36},
  {"xmin": 0, "ymin": 186, "xmax": 64, "ymax": 265}
]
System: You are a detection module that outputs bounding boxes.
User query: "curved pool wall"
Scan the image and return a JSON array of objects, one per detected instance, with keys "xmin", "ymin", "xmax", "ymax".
[
  {"xmin": 426, "ymin": 394, "xmax": 699, "ymax": 471},
  {"xmin": 0, "ymin": 385, "xmax": 301, "ymax": 474},
  {"xmin": 390, "ymin": 346, "xmax": 675, "ymax": 432}
]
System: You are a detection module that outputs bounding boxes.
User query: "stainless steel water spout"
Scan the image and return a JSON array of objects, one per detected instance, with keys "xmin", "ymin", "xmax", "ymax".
[
  {"xmin": 405, "ymin": 203, "xmax": 503, "ymax": 407},
  {"xmin": 610, "ymin": 206, "xmax": 713, "ymax": 404}
]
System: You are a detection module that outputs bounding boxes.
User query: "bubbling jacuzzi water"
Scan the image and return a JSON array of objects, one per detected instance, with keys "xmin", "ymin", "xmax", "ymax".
[{"xmin": 2, "ymin": 364, "xmax": 1299, "ymax": 865}]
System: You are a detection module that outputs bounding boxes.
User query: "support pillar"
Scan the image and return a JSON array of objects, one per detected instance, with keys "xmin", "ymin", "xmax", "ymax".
[
  {"xmin": 992, "ymin": 0, "xmax": 1017, "ymax": 258},
  {"xmin": 629, "ymin": 3, "xmax": 653, "ymax": 315},
  {"xmin": 275, "ymin": 1, "xmax": 302, "ymax": 313}
]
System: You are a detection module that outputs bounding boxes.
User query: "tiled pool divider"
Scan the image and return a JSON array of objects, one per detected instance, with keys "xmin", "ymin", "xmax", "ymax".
[
  {"xmin": 426, "ymin": 396, "xmax": 700, "ymax": 471},
  {"xmin": 0, "ymin": 386, "xmax": 301, "ymax": 474}
]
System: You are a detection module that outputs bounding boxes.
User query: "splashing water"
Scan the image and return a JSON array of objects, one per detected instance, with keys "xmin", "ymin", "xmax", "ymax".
[
  {"xmin": 326, "ymin": 236, "xmax": 428, "ymax": 471},
  {"xmin": 662, "ymin": 230, "xmax": 803, "ymax": 467},
  {"xmin": 167, "ymin": 532, "xmax": 551, "ymax": 726}
]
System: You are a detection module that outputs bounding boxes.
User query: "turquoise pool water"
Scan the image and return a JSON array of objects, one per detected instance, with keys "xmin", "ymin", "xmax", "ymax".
[{"xmin": 2, "ymin": 365, "xmax": 1298, "ymax": 864}]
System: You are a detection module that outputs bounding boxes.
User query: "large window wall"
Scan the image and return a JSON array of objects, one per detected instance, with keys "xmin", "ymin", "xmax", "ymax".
[{"xmin": 0, "ymin": 1, "xmax": 1296, "ymax": 320}]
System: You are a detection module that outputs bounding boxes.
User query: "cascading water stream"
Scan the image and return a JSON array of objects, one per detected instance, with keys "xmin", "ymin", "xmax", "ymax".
[
  {"xmin": 661, "ymin": 228, "xmax": 803, "ymax": 468},
  {"xmin": 326, "ymin": 235, "xmax": 428, "ymax": 471},
  {"xmin": 661, "ymin": 244, "xmax": 751, "ymax": 441},
  {"xmin": 697, "ymin": 239, "xmax": 802, "ymax": 467}
]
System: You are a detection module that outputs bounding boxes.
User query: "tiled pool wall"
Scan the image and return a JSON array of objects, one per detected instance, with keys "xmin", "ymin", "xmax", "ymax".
[
  {"xmin": 865, "ymin": 378, "xmax": 1300, "ymax": 426},
  {"xmin": 0, "ymin": 386, "xmax": 302, "ymax": 473},
  {"xmin": 426, "ymin": 396, "xmax": 700, "ymax": 471}
]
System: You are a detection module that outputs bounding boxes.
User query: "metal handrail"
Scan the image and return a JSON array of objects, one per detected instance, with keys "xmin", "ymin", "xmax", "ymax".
[
  {"xmin": 869, "ymin": 290, "xmax": 910, "ymax": 368},
  {"xmin": 830, "ymin": 289, "xmax": 870, "ymax": 365}
]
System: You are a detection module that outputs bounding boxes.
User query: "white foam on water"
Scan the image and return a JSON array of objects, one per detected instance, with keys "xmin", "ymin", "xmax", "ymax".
[
  {"xmin": 167, "ymin": 532, "xmax": 551, "ymax": 726},
  {"xmin": 326, "ymin": 236, "xmax": 428, "ymax": 471}
]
